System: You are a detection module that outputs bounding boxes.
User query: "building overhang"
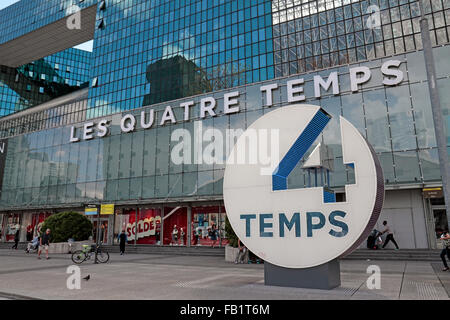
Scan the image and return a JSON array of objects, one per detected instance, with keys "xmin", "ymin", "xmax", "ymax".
[{"xmin": 0, "ymin": 5, "xmax": 96, "ymax": 68}]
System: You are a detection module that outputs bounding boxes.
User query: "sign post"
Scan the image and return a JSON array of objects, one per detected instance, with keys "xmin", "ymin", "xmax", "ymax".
[
  {"xmin": 264, "ymin": 260, "xmax": 341, "ymax": 290},
  {"xmin": 419, "ymin": 0, "xmax": 450, "ymax": 232},
  {"xmin": 223, "ymin": 105, "xmax": 384, "ymax": 290},
  {"xmin": 85, "ymin": 205, "xmax": 100, "ymax": 264}
]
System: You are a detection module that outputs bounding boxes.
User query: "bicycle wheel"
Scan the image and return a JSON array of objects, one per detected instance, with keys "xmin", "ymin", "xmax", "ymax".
[
  {"xmin": 71, "ymin": 250, "xmax": 86, "ymax": 264},
  {"xmin": 96, "ymin": 250, "xmax": 109, "ymax": 263}
]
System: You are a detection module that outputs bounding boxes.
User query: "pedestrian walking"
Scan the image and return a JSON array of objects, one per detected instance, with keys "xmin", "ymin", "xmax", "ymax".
[
  {"xmin": 234, "ymin": 239, "xmax": 248, "ymax": 264},
  {"xmin": 37, "ymin": 228, "xmax": 51, "ymax": 260},
  {"xmin": 26, "ymin": 224, "xmax": 33, "ymax": 242},
  {"xmin": 192, "ymin": 227, "xmax": 199, "ymax": 246},
  {"xmin": 155, "ymin": 225, "xmax": 161, "ymax": 246},
  {"xmin": 439, "ymin": 229, "xmax": 450, "ymax": 271},
  {"xmin": 380, "ymin": 220, "xmax": 399, "ymax": 250},
  {"xmin": 118, "ymin": 229, "xmax": 127, "ymax": 255},
  {"xmin": 209, "ymin": 224, "xmax": 218, "ymax": 247},
  {"xmin": 11, "ymin": 229, "xmax": 20, "ymax": 250},
  {"xmin": 99, "ymin": 223, "xmax": 106, "ymax": 244}
]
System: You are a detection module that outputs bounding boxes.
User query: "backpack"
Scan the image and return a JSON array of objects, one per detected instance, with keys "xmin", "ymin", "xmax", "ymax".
[{"xmin": 442, "ymin": 234, "xmax": 450, "ymax": 247}]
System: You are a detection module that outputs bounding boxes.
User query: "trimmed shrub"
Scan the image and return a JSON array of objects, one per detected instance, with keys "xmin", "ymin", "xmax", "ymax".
[
  {"xmin": 225, "ymin": 216, "xmax": 239, "ymax": 248},
  {"xmin": 40, "ymin": 212, "xmax": 93, "ymax": 243}
]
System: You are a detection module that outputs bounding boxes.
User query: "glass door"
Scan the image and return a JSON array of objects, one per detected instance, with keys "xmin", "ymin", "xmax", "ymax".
[
  {"xmin": 433, "ymin": 208, "xmax": 448, "ymax": 235},
  {"xmin": 163, "ymin": 207, "xmax": 187, "ymax": 246},
  {"xmin": 4, "ymin": 213, "xmax": 21, "ymax": 242},
  {"xmin": 191, "ymin": 205, "xmax": 228, "ymax": 247},
  {"xmin": 91, "ymin": 217, "xmax": 111, "ymax": 245},
  {"xmin": 0, "ymin": 214, "xmax": 3, "ymax": 242}
]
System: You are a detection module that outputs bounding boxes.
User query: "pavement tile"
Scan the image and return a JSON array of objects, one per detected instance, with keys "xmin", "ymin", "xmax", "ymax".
[{"xmin": 0, "ymin": 249, "xmax": 448, "ymax": 300}]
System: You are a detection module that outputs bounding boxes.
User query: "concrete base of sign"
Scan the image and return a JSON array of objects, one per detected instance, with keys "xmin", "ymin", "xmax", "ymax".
[{"xmin": 264, "ymin": 259, "xmax": 341, "ymax": 290}]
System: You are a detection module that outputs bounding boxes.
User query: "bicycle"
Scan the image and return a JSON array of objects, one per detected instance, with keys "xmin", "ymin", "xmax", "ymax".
[{"xmin": 71, "ymin": 243, "xmax": 110, "ymax": 264}]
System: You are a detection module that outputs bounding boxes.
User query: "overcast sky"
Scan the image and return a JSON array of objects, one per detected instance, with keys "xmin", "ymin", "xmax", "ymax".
[{"xmin": 0, "ymin": 0, "xmax": 93, "ymax": 52}]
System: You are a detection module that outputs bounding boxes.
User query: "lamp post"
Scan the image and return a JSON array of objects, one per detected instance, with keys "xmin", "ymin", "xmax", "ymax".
[{"xmin": 419, "ymin": 0, "xmax": 450, "ymax": 232}]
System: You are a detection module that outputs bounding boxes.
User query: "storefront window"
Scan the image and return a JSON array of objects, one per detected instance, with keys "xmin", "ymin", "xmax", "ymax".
[
  {"xmin": 30, "ymin": 212, "xmax": 52, "ymax": 238},
  {"xmin": 191, "ymin": 206, "xmax": 228, "ymax": 247},
  {"xmin": 163, "ymin": 207, "xmax": 187, "ymax": 246},
  {"xmin": 434, "ymin": 208, "xmax": 448, "ymax": 238},
  {"xmin": 0, "ymin": 214, "xmax": 3, "ymax": 241},
  {"xmin": 2, "ymin": 213, "xmax": 21, "ymax": 242},
  {"xmin": 137, "ymin": 208, "xmax": 162, "ymax": 245},
  {"xmin": 115, "ymin": 208, "xmax": 162, "ymax": 245},
  {"xmin": 87, "ymin": 214, "xmax": 111, "ymax": 245},
  {"xmin": 114, "ymin": 209, "xmax": 133, "ymax": 245}
]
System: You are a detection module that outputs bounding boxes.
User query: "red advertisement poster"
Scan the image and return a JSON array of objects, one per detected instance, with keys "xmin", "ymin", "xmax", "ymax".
[
  {"xmin": 121, "ymin": 209, "xmax": 162, "ymax": 244},
  {"xmin": 163, "ymin": 207, "xmax": 187, "ymax": 245},
  {"xmin": 4, "ymin": 213, "xmax": 20, "ymax": 242},
  {"xmin": 31, "ymin": 212, "xmax": 52, "ymax": 236}
]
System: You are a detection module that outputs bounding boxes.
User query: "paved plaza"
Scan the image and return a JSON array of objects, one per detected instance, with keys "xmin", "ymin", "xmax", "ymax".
[{"xmin": 0, "ymin": 249, "xmax": 448, "ymax": 300}]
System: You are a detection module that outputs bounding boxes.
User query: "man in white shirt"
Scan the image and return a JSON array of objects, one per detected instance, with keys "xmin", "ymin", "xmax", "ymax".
[{"xmin": 380, "ymin": 220, "xmax": 399, "ymax": 250}]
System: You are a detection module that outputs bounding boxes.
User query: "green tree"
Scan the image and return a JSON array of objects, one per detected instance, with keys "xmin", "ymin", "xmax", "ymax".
[
  {"xmin": 40, "ymin": 212, "xmax": 93, "ymax": 243},
  {"xmin": 225, "ymin": 216, "xmax": 239, "ymax": 248}
]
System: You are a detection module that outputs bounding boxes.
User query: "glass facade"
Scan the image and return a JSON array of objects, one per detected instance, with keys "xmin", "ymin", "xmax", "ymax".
[
  {"xmin": 0, "ymin": 48, "xmax": 91, "ymax": 117},
  {"xmin": 87, "ymin": 0, "xmax": 448, "ymax": 118},
  {"xmin": 87, "ymin": 0, "xmax": 274, "ymax": 118},
  {"xmin": 0, "ymin": 0, "xmax": 97, "ymax": 44},
  {"xmin": 0, "ymin": 45, "xmax": 449, "ymax": 210},
  {"xmin": 0, "ymin": 90, "xmax": 88, "ymax": 138},
  {"xmin": 271, "ymin": 0, "xmax": 450, "ymax": 75},
  {"xmin": 0, "ymin": 0, "xmax": 448, "ymax": 249},
  {"xmin": 1, "ymin": 0, "xmax": 448, "ymax": 118}
]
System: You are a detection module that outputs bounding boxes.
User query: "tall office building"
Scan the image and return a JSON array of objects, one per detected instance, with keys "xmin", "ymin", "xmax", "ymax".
[{"xmin": 0, "ymin": 48, "xmax": 91, "ymax": 116}]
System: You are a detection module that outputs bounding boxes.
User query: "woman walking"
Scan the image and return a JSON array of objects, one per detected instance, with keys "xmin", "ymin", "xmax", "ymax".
[
  {"xmin": 439, "ymin": 229, "xmax": 450, "ymax": 271},
  {"xmin": 11, "ymin": 229, "xmax": 20, "ymax": 250}
]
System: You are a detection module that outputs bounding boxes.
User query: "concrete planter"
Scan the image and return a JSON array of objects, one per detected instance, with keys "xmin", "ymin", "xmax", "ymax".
[
  {"xmin": 48, "ymin": 241, "xmax": 93, "ymax": 254},
  {"xmin": 225, "ymin": 245, "xmax": 239, "ymax": 262}
]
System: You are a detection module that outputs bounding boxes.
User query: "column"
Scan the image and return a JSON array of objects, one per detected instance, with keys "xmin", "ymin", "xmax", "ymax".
[{"xmin": 187, "ymin": 205, "xmax": 192, "ymax": 247}]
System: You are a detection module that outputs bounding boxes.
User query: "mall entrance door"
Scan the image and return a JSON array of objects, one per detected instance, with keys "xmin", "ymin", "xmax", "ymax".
[
  {"xmin": 90, "ymin": 217, "xmax": 112, "ymax": 245},
  {"xmin": 434, "ymin": 209, "xmax": 448, "ymax": 232},
  {"xmin": 430, "ymin": 197, "xmax": 448, "ymax": 248}
]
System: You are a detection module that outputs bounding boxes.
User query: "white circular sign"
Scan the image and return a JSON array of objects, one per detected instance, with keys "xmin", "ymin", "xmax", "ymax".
[{"xmin": 223, "ymin": 104, "xmax": 384, "ymax": 268}]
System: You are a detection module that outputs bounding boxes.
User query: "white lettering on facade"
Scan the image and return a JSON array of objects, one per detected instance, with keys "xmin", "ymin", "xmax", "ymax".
[
  {"xmin": 121, "ymin": 114, "xmax": 136, "ymax": 133},
  {"xmin": 287, "ymin": 79, "xmax": 306, "ymax": 102},
  {"xmin": 141, "ymin": 110, "xmax": 154, "ymax": 129},
  {"xmin": 200, "ymin": 97, "xmax": 217, "ymax": 118},
  {"xmin": 349, "ymin": 66, "xmax": 372, "ymax": 92},
  {"xmin": 69, "ymin": 60, "xmax": 404, "ymax": 142},
  {"xmin": 83, "ymin": 122, "xmax": 95, "ymax": 140},
  {"xmin": 224, "ymin": 91, "xmax": 240, "ymax": 114},
  {"xmin": 180, "ymin": 101, "xmax": 195, "ymax": 121},
  {"xmin": 97, "ymin": 119, "xmax": 109, "ymax": 137},
  {"xmin": 70, "ymin": 126, "xmax": 79, "ymax": 143},
  {"xmin": 381, "ymin": 60, "xmax": 404, "ymax": 86},
  {"xmin": 314, "ymin": 72, "xmax": 340, "ymax": 98},
  {"xmin": 260, "ymin": 83, "xmax": 278, "ymax": 107},
  {"xmin": 160, "ymin": 106, "xmax": 176, "ymax": 125}
]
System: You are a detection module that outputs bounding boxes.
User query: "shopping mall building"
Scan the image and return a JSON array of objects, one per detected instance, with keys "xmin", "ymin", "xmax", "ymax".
[{"xmin": 0, "ymin": 0, "xmax": 448, "ymax": 249}]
